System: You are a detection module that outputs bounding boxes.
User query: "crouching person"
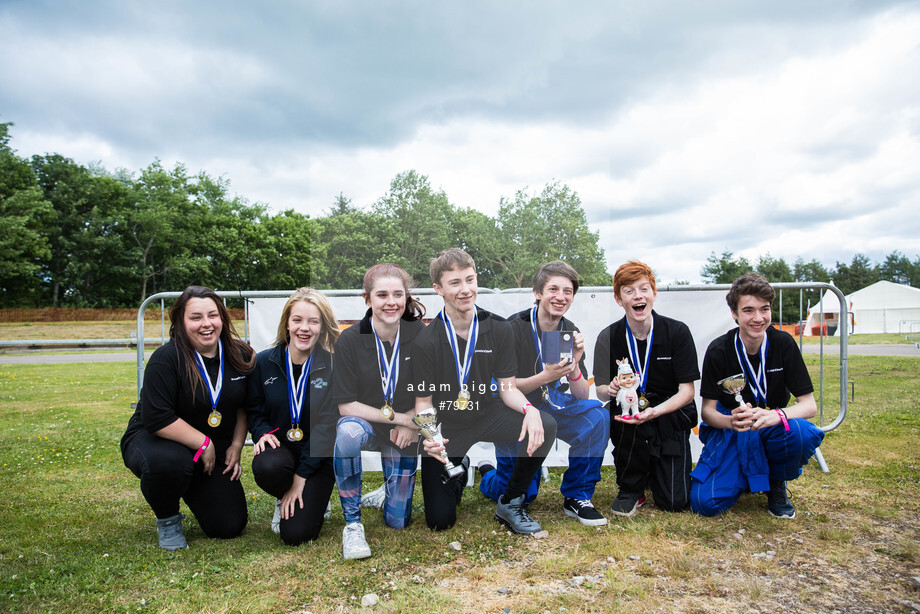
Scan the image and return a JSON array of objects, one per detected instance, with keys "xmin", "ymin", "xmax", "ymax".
[{"xmin": 690, "ymin": 273, "xmax": 825, "ymax": 518}]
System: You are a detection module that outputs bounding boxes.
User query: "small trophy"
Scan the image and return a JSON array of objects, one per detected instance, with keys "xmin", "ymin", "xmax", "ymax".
[
  {"xmin": 718, "ymin": 373, "xmax": 747, "ymax": 409},
  {"xmin": 412, "ymin": 408, "xmax": 466, "ymax": 484}
]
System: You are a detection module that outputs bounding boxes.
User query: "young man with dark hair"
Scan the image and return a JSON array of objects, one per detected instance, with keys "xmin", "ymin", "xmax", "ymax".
[
  {"xmin": 412, "ymin": 248, "xmax": 558, "ymax": 534},
  {"xmin": 593, "ymin": 260, "xmax": 700, "ymax": 516},
  {"xmin": 690, "ymin": 273, "xmax": 824, "ymax": 518},
  {"xmin": 478, "ymin": 260, "xmax": 610, "ymax": 526}
]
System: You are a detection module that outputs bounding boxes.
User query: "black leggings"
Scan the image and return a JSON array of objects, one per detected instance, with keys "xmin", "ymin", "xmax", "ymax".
[
  {"xmin": 610, "ymin": 420, "xmax": 691, "ymax": 512},
  {"xmin": 251, "ymin": 444, "xmax": 335, "ymax": 546},
  {"xmin": 122, "ymin": 430, "xmax": 247, "ymax": 539},
  {"xmin": 422, "ymin": 406, "xmax": 557, "ymax": 531}
]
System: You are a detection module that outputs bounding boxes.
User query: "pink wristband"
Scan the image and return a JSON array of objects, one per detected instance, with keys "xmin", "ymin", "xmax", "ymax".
[
  {"xmin": 522, "ymin": 403, "xmax": 534, "ymax": 415},
  {"xmin": 193, "ymin": 436, "xmax": 210, "ymax": 462},
  {"xmin": 569, "ymin": 370, "xmax": 583, "ymax": 382},
  {"xmin": 775, "ymin": 409, "xmax": 790, "ymax": 432}
]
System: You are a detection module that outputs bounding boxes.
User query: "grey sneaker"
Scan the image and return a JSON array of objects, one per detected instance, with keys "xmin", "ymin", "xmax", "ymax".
[
  {"xmin": 563, "ymin": 498, "xmax": 608, "ymax": 526},
  {"xmin": 767, "ymin": 480, "xmax": 796, "ymax": 519},
  {"xmin": 271, "ymin": 499, "xmax": 281, "ymax": 534},
  {"xmin": 360, "ymin": 484, "xmax": 386, "ymax": 511},
  {"xmin": 156, "ymin": 513, "xmax": 188, "ymax": 550},
  {"xmin": 342, "ymin": 522, "xmax": 372, "ymax": 560},
  {"xmin": 495, "ymin": 494, "xmax": 542, "ymax": 534},
  {"xmin": 610, "ymin": 491, "xmax": 646, "ymax": 517}
]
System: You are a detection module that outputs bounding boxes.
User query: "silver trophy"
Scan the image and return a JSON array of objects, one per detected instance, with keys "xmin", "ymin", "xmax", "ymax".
[
  {"xmin": 718, "ymin": 373, "xmax": 747, "ymax": 409},
  {"xmin": 412, "ymin": 407, "xmax": 466, "ymax": 484}
]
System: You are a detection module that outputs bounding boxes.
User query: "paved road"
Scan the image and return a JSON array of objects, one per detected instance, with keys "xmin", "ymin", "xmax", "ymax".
[{"xmin": 0, "ymin": 351, "xmax": 153, "ymax": 364}]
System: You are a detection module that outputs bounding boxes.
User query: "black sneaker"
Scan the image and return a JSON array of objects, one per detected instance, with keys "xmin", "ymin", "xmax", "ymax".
[
  {"xmin": 610, "ymin": 491, "xmax": 646, "ymax": 517},
  {"xmin": 767, "ymin": 480, "xmax": 796, "ymax": 519},
  {"xmin": 563, "ymin": 498, "xmax": 608, "ymax": 526}
]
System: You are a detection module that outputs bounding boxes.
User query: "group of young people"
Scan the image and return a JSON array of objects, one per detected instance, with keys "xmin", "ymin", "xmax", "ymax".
[{"xmin": 120, "ymin": 249, "xmax": 825, "ymax": 558}]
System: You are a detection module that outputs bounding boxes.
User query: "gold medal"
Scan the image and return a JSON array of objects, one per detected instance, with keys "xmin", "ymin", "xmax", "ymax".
[
  {"xmin": 381, "ymin": 403, "xmax": 395, "ymax": 421},
  {"xmin": 456, "ymin": 389, "xmax": 471, "ymax": 410},
  {"xmin": 287, "ymin": 427, "xmax": 304, "ymax": 442},
  {"xmin": 207, "ymin": 410, "xmax": 222, "ymax": 428},
  {"xmin": 638, "ymin": 396, "xmax": 649, "ymax": 411}
]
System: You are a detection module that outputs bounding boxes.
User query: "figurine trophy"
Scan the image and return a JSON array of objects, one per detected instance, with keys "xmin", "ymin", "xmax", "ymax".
[
  {"xmin": 412, "ymin": 407, "xmax": 466, "ymax": 484},
  {"xmin": 718, "ymin": 373, "xmax": 747, "ymax": 409}
]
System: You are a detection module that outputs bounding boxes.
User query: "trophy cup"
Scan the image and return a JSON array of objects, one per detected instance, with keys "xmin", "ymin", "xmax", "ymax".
[
  {"xmin": 412, "ymin": 408, "xmax": 466, "ymax": 484},
  {"xmin": 718, "ymin": 373, "xmax": 747, "ymax": 409}
]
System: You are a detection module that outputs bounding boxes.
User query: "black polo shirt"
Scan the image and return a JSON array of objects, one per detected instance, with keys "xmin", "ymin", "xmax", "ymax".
[
  {"xmin": 410, "ymin": 307, "xmax": 516, "ymax": 425},
  {"xmin": 593, "ymin": 311, "xmax": 700, "ymax": 432},
  {"xmin": 700, "ymin": 325, "xmax": 813, "ymax": 410}
]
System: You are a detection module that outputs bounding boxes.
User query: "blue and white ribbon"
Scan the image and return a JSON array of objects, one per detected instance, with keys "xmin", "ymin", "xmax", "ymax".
[
  {"xmin": 286, "ymin": 347, "xmax": 313, "ymax": 426},
  {"xmin": 371, "ymin": 320, "xmax": 401, "ymax": 407},
  {"xmin": 625, "ymin": 319, "xmax": 654, "ymax": 395},
  {"xmin": 194, "ymin": 339, "xmax": 224, "ymax": 411},
  {"xmin": 440, "ymin": 308, "xmax": 479, "ymax": 392},
  {"xmin": 734, "ymin": 331, "xmax": 768, "ymax": 404}
]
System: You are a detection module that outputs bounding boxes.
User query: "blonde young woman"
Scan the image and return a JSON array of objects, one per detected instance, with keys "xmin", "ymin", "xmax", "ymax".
[{"xmin": 245, "ymin": 288, "xmax": 340, "ymax": 546}]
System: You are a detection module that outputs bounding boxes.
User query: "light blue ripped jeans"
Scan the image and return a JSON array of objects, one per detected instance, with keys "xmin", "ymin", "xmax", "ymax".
[{"xmin": 333, "ymin": 416, "xmax": 418, "ymax": 529}]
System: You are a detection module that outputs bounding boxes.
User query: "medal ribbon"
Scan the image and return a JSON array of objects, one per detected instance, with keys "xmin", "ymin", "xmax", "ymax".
[
  {"xmin": 625, "ymin": 319, "xmax": 654, "ymax": 395},
  {"xmin": 371, "ymin": 320, "xmax": 401, "ymax": 407},
  {"xmin": 734, "ymin": 331, "xmax": 769, "ymax": 404},
  {"xmin": 440, "ymin": 308, "xmax": 479, "ymax": 392},
  {"xmin": 286, "ymin": 347, "xmax": 314, "ymax": 427},
  {"xmin": 194, "ymin": 339, "xmax": 224, "ymax": 411}
]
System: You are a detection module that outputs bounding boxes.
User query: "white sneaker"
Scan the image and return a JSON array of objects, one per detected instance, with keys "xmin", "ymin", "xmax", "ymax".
[
  {"xmin": 271, "ymin": 499, "xmax": 281, "ymax": 534},
  {"xmin": 342, "ymin": 522, "xmax": 372, "ymax": 560},
  {"xmin": 360, "ymin": 484, "xmax": 386, "ymax": 511},
  {"xmin": 324, "ymin": 500, "xmax": 332, "ymax": 521}
]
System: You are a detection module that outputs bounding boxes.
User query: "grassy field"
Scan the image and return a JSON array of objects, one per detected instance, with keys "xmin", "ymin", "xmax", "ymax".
[{"xmin": 0, "ymin": 355, "xmax": 918, "ymax": 613}]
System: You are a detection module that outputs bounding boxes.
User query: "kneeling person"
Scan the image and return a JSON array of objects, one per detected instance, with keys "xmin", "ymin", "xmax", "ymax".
[
  {"xmin": 413, "ymin": 248, "xmax": 558, "ymax": 535},
  {"xmin": 478, "ymin": 261, "xmax": 609, "ymax": 526},
  {"xmin": 690, "ymin": 273, "xmax": 824, "ymax": 518},
  {"xmin": 594, "ymin": 261, "xmax": 700, "ymax": 516}
]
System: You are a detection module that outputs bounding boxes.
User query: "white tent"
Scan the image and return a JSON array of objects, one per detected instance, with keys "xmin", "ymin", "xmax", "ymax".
[{"xmin": 805, "ymin": 280, "xmax": 920, "ymax": 335}]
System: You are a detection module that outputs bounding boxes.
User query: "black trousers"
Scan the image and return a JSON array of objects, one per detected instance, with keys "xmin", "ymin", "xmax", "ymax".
[
  {"xmin": 251, "ymin": 444, "xmax": 335, "ymax": 546},
  {"xmin": 610, "ymin": 419, "xmax": 691, "ymax": 512},
  {"xmin": 422, "ymin": 406, "xmax": 557, "ymax": 531},
  {"xmin": 122, "ymin": 429, "xmax": 247, "ymax": 539}
]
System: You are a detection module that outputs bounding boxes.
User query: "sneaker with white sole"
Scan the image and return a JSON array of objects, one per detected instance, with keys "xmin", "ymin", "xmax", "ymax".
[
  {"xmin": 767, "ymin": 480, "xmax": 796, "ymax": 519},
  {"xmin": 342, "ymin": 522, "xmax": 372, "ymax": 560},
  {"xmin": 156, "ymin": 513, "xmax": 188, "ymax": 550},
  {"xmin": 360, "ymin": 484, "xmax": 386, "ymax": 511},
  {"xmin": 609, "ymin": 491, "xmax": 646, "ymax": 517},
  {"xmin": 495, "ymin": 494, "xmax": 542, "ymax": 534},
  {"xmin": 271, "ymin": 499, "xmax": 281, "ymax": 534},
  {"xmin": 563, "ymin": 498, "xmax": 608, "ymax": 526}
]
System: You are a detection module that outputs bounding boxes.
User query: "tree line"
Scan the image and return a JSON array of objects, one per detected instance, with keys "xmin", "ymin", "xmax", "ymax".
[
  {"xmin": 700, "ymin": 249, "xmax": 920, "ymax": 320},
  {"xmin": 1, "ymin": 122, "xmax": 609, "ymax": 307}
]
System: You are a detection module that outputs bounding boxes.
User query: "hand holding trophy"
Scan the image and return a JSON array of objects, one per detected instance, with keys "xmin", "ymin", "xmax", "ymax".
[
  {"xmin": 412, "ymin": 407, "xmax": 466, "ymax": 484},
  {"xmin": 718, "ymin": 373, "xmax": 747, "ymax": 409}
]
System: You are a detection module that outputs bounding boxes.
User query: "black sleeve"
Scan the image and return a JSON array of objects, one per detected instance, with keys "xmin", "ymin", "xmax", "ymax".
[
  {"xmin": 300, "ymin": 363, "xmax": 337, "ymax": 479},
  {"xmin": 332, "ymin": 329, "xmax": 361, "ymax": 405},
  {"xmin": 669, "ymin": 321, "xmax": 701, "ymax": 384},
  {"xmin": 699, "ymin": 336, "xmax": 728, "ymax": 401},
  {"xmin": 778, "ymin": 333, "xmax": 814, "ymax": 398},
  {"xmin": 412, "ymin": 326, "xmax": 438, "ymax": 398},
  {"xmin": 139, "ymin": 347, "xmax": 182, "ymax": 433},
  {"xmin": 491, "ymin": 317, "xmax": 518, "ymax": 379},
  {"xmin": 593, "ymin": 327, "xmax": 612, "ymax": 387},
  {"xmin": 244, "ymin": 354, "xmax": 273, "ymax": 441}
]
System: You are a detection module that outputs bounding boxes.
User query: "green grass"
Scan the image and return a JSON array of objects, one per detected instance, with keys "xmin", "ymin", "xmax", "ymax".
[
  {"xmin": 800, "ymin": 332, "xmax": 913, "ymax": 345},
  {"xmin": 1, "ymin": 357, "xmax": 919, "ymax": 612}
]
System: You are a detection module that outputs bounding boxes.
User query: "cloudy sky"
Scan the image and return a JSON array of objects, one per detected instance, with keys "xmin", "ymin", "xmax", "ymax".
[{"xmin": 2, "ymin": 0, "xmax": 919, "ymax": 283}]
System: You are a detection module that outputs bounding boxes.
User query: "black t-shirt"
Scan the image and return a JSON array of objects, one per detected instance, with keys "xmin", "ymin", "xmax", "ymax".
[
  {"xmin": 700, "ymin": 326, "xmax": 813, "ymax": 410},
  {"xmin": 593, "ymin": 311, "xmax": 700, "ymax": 433},
  {"xmin": 122, "ymin": 340, "xmax": 251, "ymax": 452},
  {"xmin": 333, "ymin": 310, "xmax": 425, "ymax": 447},
  {"xmin": 509, "ymin": 307, "xmax": 588, "ymax": 407},
  {"xmin": 410, "ymin": 307, "xmax": 516, "ymax": 425}
]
